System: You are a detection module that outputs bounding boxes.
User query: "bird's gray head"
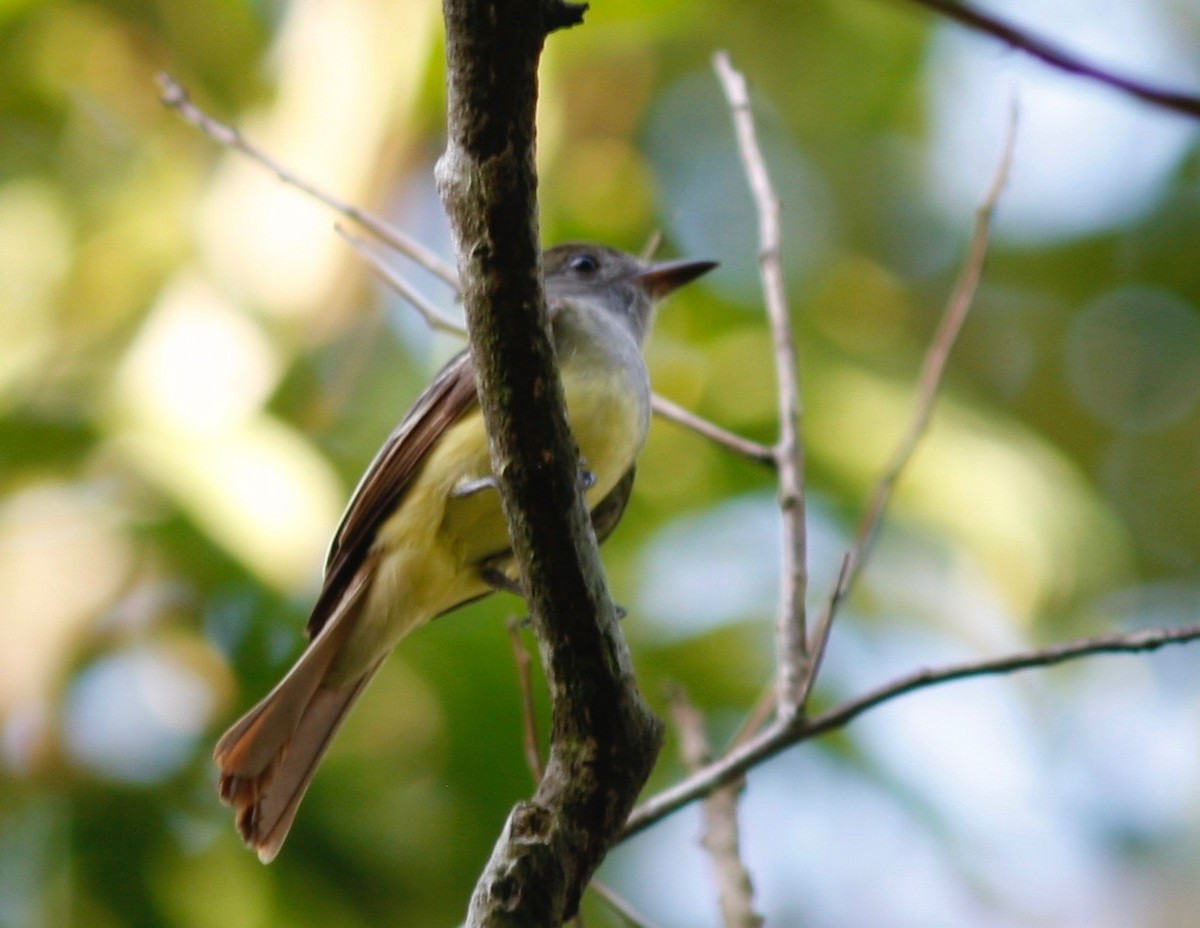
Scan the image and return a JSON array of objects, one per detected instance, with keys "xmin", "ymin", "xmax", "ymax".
[{"xmin": 543, "ymin": 243, "xmax": 716, "ymax": 343}]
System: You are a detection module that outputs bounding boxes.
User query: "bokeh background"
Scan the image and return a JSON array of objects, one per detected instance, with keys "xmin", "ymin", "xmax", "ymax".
[{"xmin": 3, "ymin": 0, "xmax": 1200, "ymax": 925}]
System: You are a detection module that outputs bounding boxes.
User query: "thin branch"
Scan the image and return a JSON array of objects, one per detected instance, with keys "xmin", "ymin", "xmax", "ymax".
[
  {"xmin": 588, "ymin": 882, "xmax": 662, "ymax": 928},
  {"xmin": 156, "ymin": 72, "xmax": 461, "ymax": 288},
  {"xmin": 335, "ymin": 224, "xmax": 468, "ymax": 336},
  {"xmin": 300, "ymin": 291, "xmax": 389, "ymax": 434},
  {"xmin": 651, "ymin": 395, "xmax": 775, "ymax": 468},
  {"xmin": 506, "ymin": 618, "xmax": 545, "ymax": 783},
  {"xmin": 798, "ymin": 103, "xmax": 1019, "ymax": 703},
  {"xmin": 897, "ymin": 0, "xmax": 1200, "ymax": 120},
  {"xmin": 725, "ymin": 682, "xmax": 777, "ymax": 752},
  {"xmin": 669, "ymin": 687, "xmax": 764, "ymax": 928},
  {"xmin": 639, "ymin": 230, "xmax": 664, "ymax": 263},
  {"xmin": 713, "ymin": 50, "xmax": 809, "ymax": 720},
  {"xmin": 624, "ymin": 623, "xmax": 1200, "ymax": 839}
]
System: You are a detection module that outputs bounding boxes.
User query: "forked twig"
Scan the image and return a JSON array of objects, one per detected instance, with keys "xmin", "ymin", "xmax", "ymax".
[
  {"xmin": 335, "ymin": 225, "xmax": 467, "ymax": 336},
  {"xmin": 625, "ymin": 623, "xmax": 1200, "ymax": 838},
  {"xmin": 621, "ymin": 78, "xmax": 1184, "ymax": 843}
]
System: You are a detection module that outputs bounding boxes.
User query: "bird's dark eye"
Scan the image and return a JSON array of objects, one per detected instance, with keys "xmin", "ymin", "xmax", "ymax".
[{"xmin": 567, "ymin": 253, "xmax": 599, "ymax": 274}]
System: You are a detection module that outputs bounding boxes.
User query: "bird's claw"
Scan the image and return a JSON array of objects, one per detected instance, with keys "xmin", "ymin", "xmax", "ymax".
[
  {"xmin": 579, "ymin": 459, "xmax": 597, "ymax": 491},
  {"xmin": 481, "ymin": 566, "xmax": 524, "ymax": 597},
  {"xmin": 451, "ymin": 474, "xmax": 499, "ymax": 499}
]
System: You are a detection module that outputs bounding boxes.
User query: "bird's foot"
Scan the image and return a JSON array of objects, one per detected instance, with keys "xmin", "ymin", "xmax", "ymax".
[
  {"xmin": 481, "ymin": 566, "xmax": 524, "ymax": 598},
  {"xmin": 451, "ymin": 474, "xmax": 499, "ymax": 499},
  {"xmin": 578, "ymin": 458, "xmax": 597, "ymax": 491}
]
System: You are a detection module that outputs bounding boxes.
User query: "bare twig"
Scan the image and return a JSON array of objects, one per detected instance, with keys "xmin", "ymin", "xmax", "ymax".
[
  {"xmin": 898, "ymin": 0, "xmax": 1200, "ymax": 120},
  {"xmin": 588, "ymin": 882, "xmax": 662, "ymax": 928},
  {"xmin": 651, "ymin": 395, "xmax": 775, "ymax": 468},
  {"xmin": 298, "ymin": 294, "xmax": 389, "ymax": 434},
  {"xmin": 725, "ymin": 683, "xmax": 777, "ymax": 752},
  {"xmin": 335, "ymin": 224, "xmax": 467, "ymax": 336},
  {"xmin": 798, "ymin": 104, "xmax": 1019, "ymax": 703},
  {"xmin": 669, "ymin": 686, "xmax": 764, "ymax": 928},
  {"xmin": 625, "ymin": 623, "xmax": 1200, "ymax": 838},
  {"xmin": 713, "ymin": 51, "xmax": 809, "ymax": 721},
  {"xmin": 639, "ymin": 230, "xmax": 664, "ymax": 263},
  {"xmin": 631, "ymin": 101, "xmax": 1020, "ymax": 840},
  {"xmin": 156, "ymin": 72, "xmax": 461, "ymax": 287},
  {"xmin": 506, "ymin": 618, "xmax": 544, "ymax": 783}
]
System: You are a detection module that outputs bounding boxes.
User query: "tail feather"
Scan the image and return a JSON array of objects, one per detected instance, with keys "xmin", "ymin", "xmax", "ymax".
[
  {"xmin": 214, "ymin": 573, "xmax": 377, "ymax": 861},
  {"xmin": 226, "ymin": 668, "xmax": 381, "ymax": 862}
]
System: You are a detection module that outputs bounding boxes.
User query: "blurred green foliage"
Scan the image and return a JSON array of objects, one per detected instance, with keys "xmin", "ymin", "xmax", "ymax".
[{"xmin": 2, "ymin": 0, "xmax": 1200, "ymax": 926}]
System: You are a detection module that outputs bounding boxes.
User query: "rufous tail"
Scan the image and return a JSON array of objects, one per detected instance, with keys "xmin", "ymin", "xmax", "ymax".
[{"xmin": 213, "ymin": 587, "xmax": 381, "ymax": 863}]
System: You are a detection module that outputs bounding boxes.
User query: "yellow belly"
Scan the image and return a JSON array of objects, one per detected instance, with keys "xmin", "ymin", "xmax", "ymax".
[
  {"xmin": 436, "ymin": 362, "xmax": 646, "ymax": 565},
  {"xmin": 329, "ymin": 361, "xmax": 647, "ymax": 678},
  {"xmin": 564, "ymin": 364, "xmax": 648, "ymax": 497}
]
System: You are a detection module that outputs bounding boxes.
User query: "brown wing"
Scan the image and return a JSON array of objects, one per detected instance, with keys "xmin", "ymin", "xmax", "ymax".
[
  {"xmin": 308, "ymin": 314, "xmax": 639, "ymax": 637},
  {"xmin": 307, "ymin": 349, "xmax": 478, "ymax": 638}
]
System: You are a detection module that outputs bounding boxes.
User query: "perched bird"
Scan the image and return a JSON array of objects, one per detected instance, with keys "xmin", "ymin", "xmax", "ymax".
[{"xmin": 214, "ymin": 243, "xmax": 715, "ymax": 861}]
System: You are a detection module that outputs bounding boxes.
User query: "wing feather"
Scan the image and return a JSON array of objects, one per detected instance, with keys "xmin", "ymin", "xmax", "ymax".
[
  {"xmin": 307, "ymin": 319, "xmax": 638, "ymax": 639},
  {"xmin": 308, "ymin": 350, "xmax": 478, "ymax": 637}
]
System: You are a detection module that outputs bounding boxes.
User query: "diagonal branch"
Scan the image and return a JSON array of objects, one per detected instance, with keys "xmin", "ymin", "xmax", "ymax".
[
  {"xmin": 156, "ymin": 72, "xmax": 461, "ymax": 287},
  {"xmin": 588, "ymin": 882, "xmax": 663, "ymax": 928},
  {"xmin": 713, "ymin": 51, "xmax": 810, "ymax": 721},
  {"xmin": 624, "ymin": 623, "xmax": 1200, "ymax": 839},
  {"xmin": 798, "ymin": 102, "xmax": 1019, "ymax": 702},
  {"xmin": 335, "ymin": 224, "xmax": 467, "ymax": 336},
  {"xmin": 896, "ymin": 0, "xmax": 1200, "ymax": 120},
  {"xmin": 651, "ymin": 394, "xmax": 776, "ymax": 468}
]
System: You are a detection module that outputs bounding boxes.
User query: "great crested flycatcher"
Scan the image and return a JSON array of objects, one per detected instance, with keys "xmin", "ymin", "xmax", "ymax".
[{"xmin": 214, "ymin": 242, "xmax": 715, "ymax": 861}]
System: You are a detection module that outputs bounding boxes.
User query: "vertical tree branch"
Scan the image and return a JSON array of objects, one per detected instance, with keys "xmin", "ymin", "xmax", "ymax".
[
  {"xmin": 669, "ymin": 687, "xmax": 765, "ymax": 928},
  {"xmin": 713, "ymin": 51, "xmax": 810, "ymax": 721},
  {"xmin": 436, "ymin": 1, "xmax": 662, "ymax": 924}
]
